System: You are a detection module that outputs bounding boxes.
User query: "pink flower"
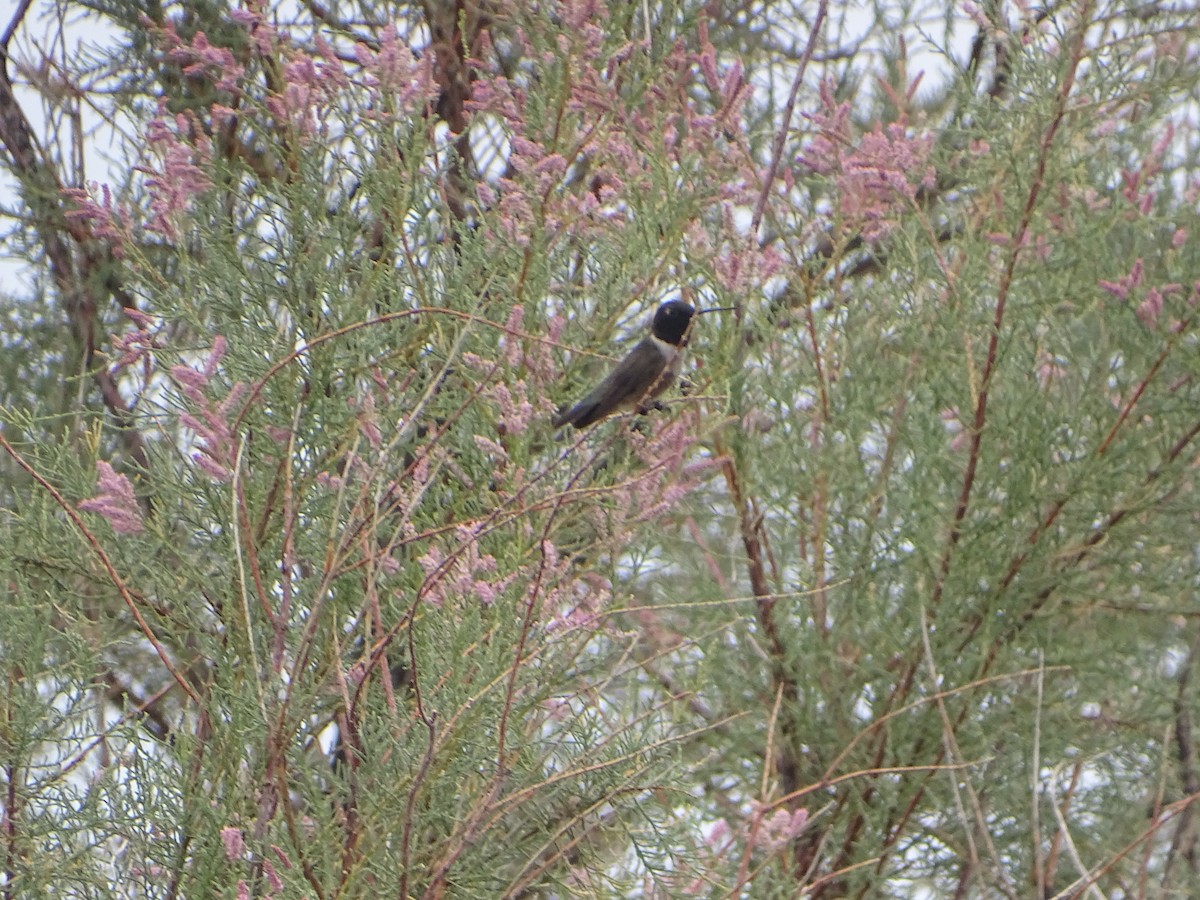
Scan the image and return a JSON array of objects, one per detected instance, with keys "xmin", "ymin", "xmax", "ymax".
[
  {"xmin": 1037, "ymin": 353, "xmax": 1067, "ymax": 388},
  {"xmin": 1098, "ymin": 258, "xmax": 1144, "ymax": 300},
  {"xmin": 797, "ymin": 82, "xmax": 935, "ymax": 243},
  {"xmin": 221, "ymin": 826, "xmax": 245, "ymax": 860},
  {"xmin": 262, "ymin": 859, "xmax": 283, "ymax": 892},
  {"xmin": 141, "ymin": 104, "xmax": 213, "ymax": 240},
  {"xmin": 754, "ymin": 806, "xmax": 809, "ymax": 853},
  {"xmin": 354, "ymin": 26, "xmax": 434, "ymax": 106},
  {"xmin": 79, "ymin": 461, "xmax": 144, "ymax": 535},
  {"xmin": 229, "ymin": 4, "xmax": 278, "ymax": 56},
  {"xmin": 1136, "ymin": 288, "xmax": 1164, "ymax": 327},
  {"xmin": 62, "ymin": 183, "xmax": 128, "ymax": 252},
  {"xmin": 109, "ymin": 308, "xmax": 160, "ymax": 375},
  {"xmin": 941, "ymin": 407, "xmax": 971, "ymax": 453},
  {"xmin": 172, "ymin": 337, "xmax": 242, "ymax": 482}
]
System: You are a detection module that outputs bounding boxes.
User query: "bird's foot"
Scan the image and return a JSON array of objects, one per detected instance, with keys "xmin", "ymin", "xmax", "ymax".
[{"xmin": 635, "ymin": 400, "xmax": 667, "ymax": 416}]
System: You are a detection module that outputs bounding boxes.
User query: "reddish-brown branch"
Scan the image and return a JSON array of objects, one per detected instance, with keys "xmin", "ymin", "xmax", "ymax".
[
  {"xmin": 930, "ymin": 0, "xmax": 1092, "ymax": 615},
  {"xmin": 1097, "ymin": 320, "xmax": 1190, "ymax": 457},
  {"xmin": 398, "ymin": 715, "xmax": 439, "ymax": 900},
  {"xmin": 823, "ymin": 12, "xmax": 1098, "ymax": 887},
  {"xmin": 0, "ymin": 1, "xmax": 33, "ymax": 52},
  {"xmin": 955, "ymin": 412, "xmax": 1200, "ymax": 662},
  {"xmin": 867, "ymin": 409, "xmax": 1200, "ymax": 891},
  {"xmin": 718, "ymin": 448, "xmax": 809, "ymax": 877},
  {"xmin": 1072, "ymin": 790, "xmax": 1200, "ymax": 896},
  {"xmin": 0, "ymin": 432, "xmax": 203, "ymax": 706}
]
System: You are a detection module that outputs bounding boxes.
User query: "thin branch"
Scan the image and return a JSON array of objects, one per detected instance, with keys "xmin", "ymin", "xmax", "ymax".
[
  {"xmin": 1032, "ymin": 652, "xmax": 1046, "ymax": 898},
  {"xmin": 0, "ymin": 432, "xmax": 202, "ymax": 706},
  {"xmin": 930, "ymin": 0, "xmax": 1094, "ymax": 614},
  {"xmin": 919, "ymin": 607, "xmax": 1018, "ymax": 899},
  {"xmin": 0, "ymin": 0, "xmax": 32, "ymax": 53},
  {"xmin": 1047, "ymin": 763, "xmax": 1110, "ymax": 900},
  {"xmin": 751, "ymin": 0, "xmax": 828, "ymax": 236}
]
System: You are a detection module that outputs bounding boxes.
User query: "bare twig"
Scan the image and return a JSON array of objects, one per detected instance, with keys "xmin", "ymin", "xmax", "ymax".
[
  {"xmin": 930, "ymin": 0, "xmax": 1094, "ymax": 614},
  {"xmin": 919, "ymin": 607, "xmax": 1018, "ymax": 898},
  {"xmin": 0, "ymin": 0, "xmax": 33, "ymax": 53},
  {"xmin": 751, "ymin": 0, "xmax": 828, "ymax": 236},
  {"xmin": 1047, "ymin": 763, "xmax": 1109, "ymax": 900},
  {"xmin": 1058, "ymin": 791, "xmax": 1200, "ymax": 899}
]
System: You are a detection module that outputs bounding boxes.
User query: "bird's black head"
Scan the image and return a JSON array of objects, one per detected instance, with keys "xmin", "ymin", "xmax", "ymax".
[{"xmin": 650, "ymin": 300, "xmax": 696, "ymax": 346}]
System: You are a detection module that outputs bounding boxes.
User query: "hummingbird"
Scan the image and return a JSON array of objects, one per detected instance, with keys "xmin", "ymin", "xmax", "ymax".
[{"xmin": 553, "ymin": 300, "xmax": 705, "ymax": 429}]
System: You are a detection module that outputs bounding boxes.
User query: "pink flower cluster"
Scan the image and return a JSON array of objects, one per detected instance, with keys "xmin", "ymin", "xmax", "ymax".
[
  {"xmin": 465, "ymin": 0, "xmax": 755, "ymax": 257},
  {"xmin": 220, "ymin": 826, "xmax": 289, "ymax": 896},
  {"xmin": 140, "ymin": 104, "xmax": 213, "ymax": 240},
  {"xmin": 798, "ymin": 81, "xmax": 937, "ymax": 243},
  {"xmin": 679, "ymin": 803, "xmax": 809, "ymax": 893},
  {"xmin": 79, "ymin": 460, "xmax": 144, "ymax": 535},
  {"xmin": 62, "ymin": 182, "xmax": 131, "ymax": 256},
  {"xmin": 417, "ymin": 522, "xmax": 514, "ymax": 609},
  {"xmin": 138, "ymin": 8, "xmax": 439, "ymax": 240},
  {"xmin": 1099, "ymin": 258, "xmax": 1195, "ymax": 331},
  {"xmin": 171, "ymin": 336, "xmax": 244, "ymax": 482}
]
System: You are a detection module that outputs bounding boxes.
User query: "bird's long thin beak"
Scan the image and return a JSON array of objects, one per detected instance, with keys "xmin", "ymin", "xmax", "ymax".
[{"xmin": 696, "ymin": 306, "xmax": 736, "ymax": 315}]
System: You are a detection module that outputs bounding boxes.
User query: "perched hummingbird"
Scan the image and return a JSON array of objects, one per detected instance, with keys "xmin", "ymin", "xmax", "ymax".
[{"xmin": 553, "ymin": 300, "xmax": 701, "ymax": 429}]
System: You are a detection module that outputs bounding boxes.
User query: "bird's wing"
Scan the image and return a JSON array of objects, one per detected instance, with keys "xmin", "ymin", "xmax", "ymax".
[{"xmin": 554, "ymin": 353, "xmax": 661, "ymax": 428}]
